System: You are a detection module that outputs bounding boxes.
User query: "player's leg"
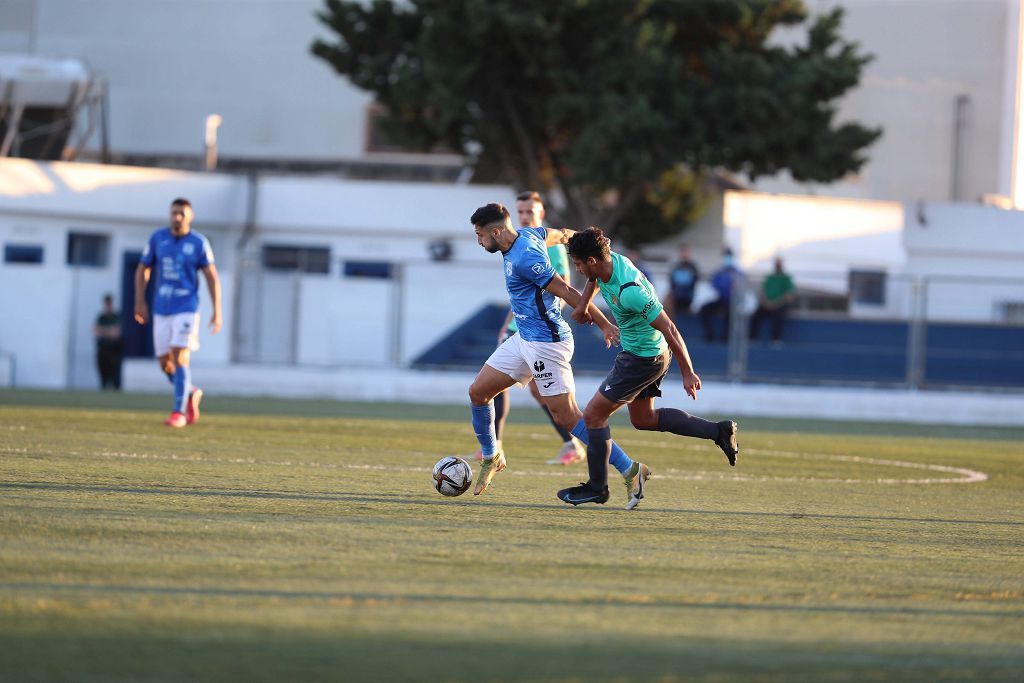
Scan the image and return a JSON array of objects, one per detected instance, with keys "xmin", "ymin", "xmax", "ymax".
[
  {"xmin": 571, "ymin": 390, "xmax": 620, "ymax": 501},
  {"xmin": 164, "ymin": 312, "xmax": 200, "ymax": 427},
  {"xmin": 469, "ymin": 365, "xmax": 516, "ymax": 494},
  {"xmin": 152, "ymin": 314, "xmax": 181, "ymax": 425},
  {"xmin": 530, "ymin": 379, "xmax": 585, "ymax": 465},
  {"xmin": 164, "ymin": 346, "xmax": 190, "ymax": 427},
  {"xmin": 179, "ymin": 312, "xmax": 203, "ymax": 424},
  {"xmin": 584, "ymin": 353, "xmax": 671, "ymax": 509},
  {"xmin": 470, "ymin": 336, "xmax": 527, "ymax": 494},
  {"xmin": 631, "ymin": 390, "xmax": 739, "ymax": 466},
  {"xmin": 476, "ymin": 387, "xmax": 511, "ymax": 462}
]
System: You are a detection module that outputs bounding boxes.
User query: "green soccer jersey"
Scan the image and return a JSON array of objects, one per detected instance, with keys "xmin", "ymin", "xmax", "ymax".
[
  {"xmin": 596, "ymin": 252, "xmax": 667, "ymax": 357},
  {"xmin": 507, "ymin": 242, "xmax": 569, "ymax": 335}
]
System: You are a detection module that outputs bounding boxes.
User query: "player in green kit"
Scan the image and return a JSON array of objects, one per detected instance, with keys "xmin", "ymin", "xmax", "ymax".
[{"xmin": 558, "ymin": 228, "xmax": 739, "ymax": 509}]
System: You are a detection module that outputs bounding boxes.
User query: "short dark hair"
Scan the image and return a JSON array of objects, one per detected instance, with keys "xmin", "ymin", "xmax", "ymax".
[
  {"xmin": 470, "ymin": 203, "xmax": 510, "ymax": 228},
  {"xmin": 515, "ymin": 190, "xmax": 543, "ymax": 205},
  {"xmin": 103, "ymin": 293, "xmax": 113, "ymax": 304},
  {"xmin": 567, "ymin": 227, "xmax": 611, "ymax": 261},
  {"xmin": 171, "ymin": 197, "xmax": 192, "ymax": 209}
]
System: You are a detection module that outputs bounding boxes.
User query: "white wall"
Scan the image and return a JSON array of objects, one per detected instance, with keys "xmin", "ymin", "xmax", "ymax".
[
  {"xmin": 1, "ymin": 0, "xmax": 371, "ymax": 160},
  {"xmin": 902, "ymin": 202, "xmax": 1024, "ymax": 322},
  {"xmin": 758, "ymin": 0, "xmax": 1011, "ymax": 203},
  {"xmin": 0, "ymin": 266, "xmax": 71, "ymax": 388},
  {"xmin": 723, "ymin": 190, "xmax": 906, "ymax": 276},
  {"xmin": 297, "ymin": 277, "xmax": 393, "ymax": 367}
]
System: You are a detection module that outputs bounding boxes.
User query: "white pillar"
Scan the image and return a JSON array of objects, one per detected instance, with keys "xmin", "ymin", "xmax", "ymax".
[{"xmin": 999, "ymin": 0, "xmax": 1024, "ymax": 205}]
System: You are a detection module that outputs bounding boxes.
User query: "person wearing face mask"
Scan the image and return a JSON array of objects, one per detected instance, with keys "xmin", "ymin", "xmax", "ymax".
[{"xmin": 699, "ymin": 248, "xmax": 744, "ymax": 343}]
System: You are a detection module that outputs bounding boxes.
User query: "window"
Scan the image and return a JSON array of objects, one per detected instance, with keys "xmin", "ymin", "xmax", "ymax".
[
  {"xmin": 262, "ymin": 245, "xmax": 330, "ymax": 274},
  {"xmin": 4, "ymin": 244, "xmax": 44, "ymax": 264},
  {"xmin": 344, "ymin": 261, "xmax": 392, "ymax": 279},
  {"xmin": 67, "ymin": 232, "xmax": 109, "ymax": 267},
  {"xmin": 848, "ymin": 269, "xmax": 886, "ymax": 306}
]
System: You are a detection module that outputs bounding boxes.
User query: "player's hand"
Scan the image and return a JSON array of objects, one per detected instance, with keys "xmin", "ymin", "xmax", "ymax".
[
  {"xmin": 134, "ymin": 302, "xmax": 148, "ymax": 325},
  {"xmin": 209, "ymin": 312, "xmax": 222, "ymax": 334},
  {"xmin": 682, "ymin": 370, "xmax": 701, "ymax": 400},
  {"xmin": 600, "ymin": 323, "xmax": 620, "ymax": 348},
  {"xmin": 572, "ymin": 307, "xmax": 593, "ymax": 325}
]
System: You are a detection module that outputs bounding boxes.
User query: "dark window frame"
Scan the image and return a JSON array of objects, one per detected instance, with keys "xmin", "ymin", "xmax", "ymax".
[
  {"xmin": 4, "ymin": 244, "xmax": 44, "ymax": 265},
  {"xmin": 343, "ymin": 260, "xmax": 393, "ymax": 279},
  {"xmin": 67, "ymin": 231, "xmax": 110, "ymax": 267},
  {"xmin": 848, "ymin": 269, "xmax": 887, "ymax": 306},
  {"xmin": 261, "ymin": 244, "xmax": 331, "ymax": 274}
]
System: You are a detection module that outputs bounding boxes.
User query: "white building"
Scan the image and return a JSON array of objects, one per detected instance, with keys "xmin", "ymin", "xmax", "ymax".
[{"xmin": 0, "ymin": 158, "xmax": 513, "ymax": 388}]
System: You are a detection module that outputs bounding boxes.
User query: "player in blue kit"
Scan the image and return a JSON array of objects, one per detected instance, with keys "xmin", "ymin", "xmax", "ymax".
[
  {"xmin": 134, "ymin": 198, "xmax": 222, "ymax": 428},
  {"xmin": 467, "ymin": 203, "xmax": 650, "ymax": 505},
  {"xmin": 487, "ymin": 191, "xmax": 587, "ymax": 467}
]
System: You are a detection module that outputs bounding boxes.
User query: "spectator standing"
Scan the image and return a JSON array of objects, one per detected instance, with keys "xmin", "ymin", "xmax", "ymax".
[{"xmin": 94, "ymin": 293, "xmax": 123, "ymax": 390}]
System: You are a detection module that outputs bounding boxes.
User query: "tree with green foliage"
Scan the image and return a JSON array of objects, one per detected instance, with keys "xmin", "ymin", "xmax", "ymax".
[{"xmin": 312, "ymin": 0, "xmax": 880, "ymax": 243}]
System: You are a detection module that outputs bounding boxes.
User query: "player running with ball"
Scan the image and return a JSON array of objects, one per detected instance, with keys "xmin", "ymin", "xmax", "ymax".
[
  {"xmin": 556, "ymin": 227, "xmax": 739, "ymax": 507},
  {"xmin": 467, "ymin": 203, "xmax": 651, "ymax": 508}
]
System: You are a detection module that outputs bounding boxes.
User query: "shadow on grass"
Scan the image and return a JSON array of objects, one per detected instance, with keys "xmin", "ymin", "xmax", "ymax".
[
  {"xmin": 0, "ymin": 629, "xmax": 1021, "ymax": 683},
  {"xmin": 3, "ymin": 580, "xmax": 1022, "ymax": 620},
  {"xmin": 4, "ymin": 481, "xmax": 1023, "ymax": 529}
]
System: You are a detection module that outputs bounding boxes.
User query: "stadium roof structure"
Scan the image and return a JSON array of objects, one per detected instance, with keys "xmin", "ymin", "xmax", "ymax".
[{"xmin": 0, "ymin": 54, "xmax": 106, "ymax": 162}]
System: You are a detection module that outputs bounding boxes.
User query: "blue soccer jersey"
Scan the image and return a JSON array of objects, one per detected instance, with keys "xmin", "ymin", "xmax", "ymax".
[
  {"xmin": 140, "ymin": 227, "xmax": 214, "ymax": 315},
  {"xmin": 503, "ymin": 227, "xmax": 571, "ymax": 343}
]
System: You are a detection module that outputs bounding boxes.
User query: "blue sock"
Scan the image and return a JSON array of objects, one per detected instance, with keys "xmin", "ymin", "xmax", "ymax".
[
  {"xmin": 173, "ymin": 365, "xmax": 191, "ymax": 414},
  {"xmin": 571, "ymin": 419, "xmax": 633, "ymax": 474},
  {"xmin": 471, "ymin": 402, "xmax": 498, "ymax": 458}
]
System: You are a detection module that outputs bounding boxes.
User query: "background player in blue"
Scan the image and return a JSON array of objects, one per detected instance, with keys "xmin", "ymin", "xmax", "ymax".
[
  {"xmin": 134, "ymin": 198, "xmax": 222, "ymax": 428},
  {"xmin": 488, "ymin": 191, "xmax": 587, "ymax": 467},
  {"xmin": 467, "ymin": 203, "xmax": 649, "ymax": 502}
]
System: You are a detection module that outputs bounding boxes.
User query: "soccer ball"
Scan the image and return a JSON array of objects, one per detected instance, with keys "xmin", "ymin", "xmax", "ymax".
[{"xmin": 432, "ymin": 456, "xmax": 473, "ymax": 497}]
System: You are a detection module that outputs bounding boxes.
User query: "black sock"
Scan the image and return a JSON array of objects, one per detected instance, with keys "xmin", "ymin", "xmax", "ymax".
[
  {"xmin": 585, "ymin": 426, "xmax": 612, "ymax": 491},
  {"xmin": 542, "ymin": 405, "xmax": 573, "ymax": 442},
  {"xmin": 656, "ymin": 408, "xmax": 719, "ymax": 440},
  {"xmin": 493, "ymin": 390, "xmax": 510, "ymax": 441}
]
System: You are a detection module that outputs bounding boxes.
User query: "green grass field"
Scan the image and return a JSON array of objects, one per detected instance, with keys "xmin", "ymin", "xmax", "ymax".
[{"xmin": 2, "ymin": 389, "xmax": 1023, "ymax": 682}]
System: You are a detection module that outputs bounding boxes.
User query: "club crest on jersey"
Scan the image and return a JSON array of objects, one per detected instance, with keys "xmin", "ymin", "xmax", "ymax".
[
  {"xmin": 611, "ymin": 296, "xmax": 619, "ymax": 306},
  {"xmin": 531, "ymin": 263, "xmax": 545, "ymax": 275},
  {"xmin": 505, "ymin": 261, "xmax": 513, "ymax": 275},
  {"xmin": 183, "ymin": 243, "xmax": 195, "ymax": 255}
]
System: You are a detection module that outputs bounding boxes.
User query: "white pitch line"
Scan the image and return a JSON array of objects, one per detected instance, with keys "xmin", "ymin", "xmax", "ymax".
[{"xmin": 65, "ymin": 447, "xmax": 988, "ymax": 485}]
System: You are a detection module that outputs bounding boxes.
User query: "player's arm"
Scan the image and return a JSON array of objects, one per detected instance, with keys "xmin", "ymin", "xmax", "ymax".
[
  {"xmin": 570, "ymin": 279, "xmax": 600, "ymax": 325},
  {"xmin": 545, "ymin": 274, "xmax": 620, "ymax": 348},
  {"xmin": 201, "ymin": 264, "xmax": 222, "ymax": 334},
  {"xmin": 542, "ymin": 227, "xmax": 576, "ymax": 247},
  {"xmin": 133, "ymin": 263, "xmax": 151, "ymax": 324},
  {"xmin": 649, "ymin": 310, "xmax": 701, "ymax": 400}
]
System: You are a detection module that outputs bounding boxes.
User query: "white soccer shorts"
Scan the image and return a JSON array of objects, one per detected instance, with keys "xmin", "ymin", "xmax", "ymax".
[
  {"xmin": 153, "ymin": 312, "xmax": 201, "ymax": 357},
  {"xmin": 485, "ymin": 332, "xmax": 575, "ymax": 397}
]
